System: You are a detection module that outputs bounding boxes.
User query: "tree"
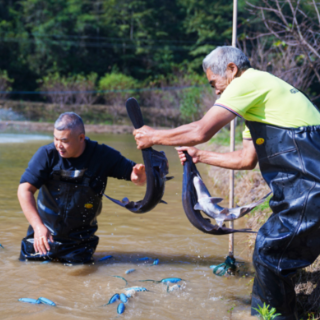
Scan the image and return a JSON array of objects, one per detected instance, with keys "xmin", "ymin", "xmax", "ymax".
[{"xmin": 247, "ymin": 0, "xmax": 320, "ymax": 103}]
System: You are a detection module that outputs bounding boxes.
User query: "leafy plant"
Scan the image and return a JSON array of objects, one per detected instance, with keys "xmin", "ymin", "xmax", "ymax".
[
  {"xmin": 253, "ymin": 302, "xmax": 281, "ymax": 320},
  {"xmin": 98, "ymin": 72, "xmax": 140, "ymax": 103}
]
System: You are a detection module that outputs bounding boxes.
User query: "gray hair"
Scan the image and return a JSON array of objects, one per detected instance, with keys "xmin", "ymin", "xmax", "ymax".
[
  {"xmin": 202, "ymin": 46, "xmax": 251, "ymax": 77},
  {"xmin": 54, "ymin": 112, "xmax": 85, "ymax": 134}
]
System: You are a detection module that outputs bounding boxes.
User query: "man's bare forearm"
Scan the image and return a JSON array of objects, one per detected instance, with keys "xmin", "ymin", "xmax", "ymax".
[
  {"xmin": 152, "ymin": 107, "xmax": 236, "ymax": 146},
  {"xmin": 197, "ymin": 149, "xmax": 256, "ymax": 170},
  {"xmin": 152, "ymin": 122, "xmax": 207, "ymax": 146},
  {"xmin": 134, "ymin": 106, "xmax": 236, "ymax": 149},
  {"xmin": 18, "ymin": 183, "xmax": 43, "ymax": 228}
]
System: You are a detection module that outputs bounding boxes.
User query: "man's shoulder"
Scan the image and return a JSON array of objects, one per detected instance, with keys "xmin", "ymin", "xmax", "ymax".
[
  {"xmin": 88, "ymin": 139, "xmax": 121, "ymax": 155},
  {"xmin": 35, "ymin": 142, "xmax": 57, "ymax": 157}
]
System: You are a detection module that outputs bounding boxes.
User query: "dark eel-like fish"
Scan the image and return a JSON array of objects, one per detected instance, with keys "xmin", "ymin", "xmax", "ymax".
[
  {"xmin": 182, "ymin": 151, "xmax": 256, "ymax": 235},
  {"xmin": 104, "ymin": 97, "xmax": 172, "ymax": 213}
]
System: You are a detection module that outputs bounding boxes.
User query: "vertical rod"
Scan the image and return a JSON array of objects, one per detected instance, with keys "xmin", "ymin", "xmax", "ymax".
[{"xmin": 228, "ymin": 0, "xmax": 238, "ymax": 258}]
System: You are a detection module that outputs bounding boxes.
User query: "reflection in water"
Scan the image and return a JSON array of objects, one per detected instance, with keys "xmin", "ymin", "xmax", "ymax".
[{"xmin": 0, "ymin": 133, "xmax": 256, "ymax": 320}]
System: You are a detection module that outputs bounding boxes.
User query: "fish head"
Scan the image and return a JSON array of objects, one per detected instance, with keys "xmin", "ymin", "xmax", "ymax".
[{"xmin": 192, "ymin": 175, "xmax": 211, "ymax": 199}]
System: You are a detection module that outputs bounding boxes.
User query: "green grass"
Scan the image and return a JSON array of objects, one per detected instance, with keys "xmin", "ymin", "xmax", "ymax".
[
  {"xmin": 209, "ymin": 125, "xmax": 244, "ymax": 146},
  {"xmin": 250, "ymin": 195, "xmax": 272, "ymax": 215}
]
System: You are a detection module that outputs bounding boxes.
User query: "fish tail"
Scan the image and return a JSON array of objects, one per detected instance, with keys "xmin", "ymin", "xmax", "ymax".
[{"xmin": 138, "ymin": 279, "xmax": 157, "ymax": 283}]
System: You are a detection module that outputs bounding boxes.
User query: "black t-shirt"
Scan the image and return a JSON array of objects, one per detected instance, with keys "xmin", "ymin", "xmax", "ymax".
[{"xmin": 20, "ymin": 138, "xmax": 135, "ymax": 195}]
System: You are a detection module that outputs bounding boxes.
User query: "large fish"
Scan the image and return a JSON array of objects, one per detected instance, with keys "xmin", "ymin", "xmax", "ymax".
[
  {"xmin": 182, "ymin": 151, "xmax": 258, "ymax": 235},
  {"xmin": 104, "ymin": 97, "xmax": 172, "ymax": 213},
  {"xmin": 193, "ymin": 175, "xmax": 271, "ymax": 227}
]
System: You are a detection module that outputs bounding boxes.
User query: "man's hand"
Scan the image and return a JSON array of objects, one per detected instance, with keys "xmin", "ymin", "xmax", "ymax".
[
  {"xmin": 18, "ymin": 182, "xmax": 54, "ymax": 255},
  {"xmin": 33, "ymin": 223, "xmax": 54, "ymax": 255},
  {"xmin": 176, "ymin": 146, "xmax": 201, "ymax": 165},
  {"xmin": 131, "ymin": 164, "xmax": 146, "ymax": 186},
  {"xmin": 133, "ymin": 126, "xmax": 155, "ymax": 149}
]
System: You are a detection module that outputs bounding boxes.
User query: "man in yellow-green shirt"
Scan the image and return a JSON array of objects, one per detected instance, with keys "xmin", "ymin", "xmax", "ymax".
[
  {"xmin": 215, "ymin": 67, "xmax": 320, "ymax": 139},
  {"xmin": 133, "ymin": 46, "xmax": 320, "ymax": 320}
]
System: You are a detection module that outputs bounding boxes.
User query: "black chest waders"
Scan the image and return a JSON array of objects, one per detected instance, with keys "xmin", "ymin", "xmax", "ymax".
[
  {"xmin": 20, "ymin": 149, "xmax": 103, "ymax": 264},
  {"xmin": 247, "ymin": 121, "xmax": 320, "ymax": 320}
]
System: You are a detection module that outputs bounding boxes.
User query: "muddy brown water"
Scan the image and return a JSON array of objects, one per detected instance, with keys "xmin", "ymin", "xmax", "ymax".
[{"xmin": 0, "ymin": 133, "xmax": 257, "ymax": 320}]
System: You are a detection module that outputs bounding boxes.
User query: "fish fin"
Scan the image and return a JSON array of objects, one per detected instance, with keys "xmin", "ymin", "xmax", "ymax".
[
  {"xmin": 165, "ymin": 176, "xmax": 174, "ymax": 181},
  {"xmin": 104, "ymin": 194, "xmax": 127, "ymax": 207},
  {"xmin": 207, "ymin": 197, "xmax": 224, "ymax": 204},
  {"xmin": 121, "ymin": 197, "xmax": 130, "ymax": 204},
  {"xmin": 160, "ymin": 200, "xmax": 167, "ymax": 204},
  {"xmin": 220, "ymin": 208, "xmax": 229, "ymax": 214}
]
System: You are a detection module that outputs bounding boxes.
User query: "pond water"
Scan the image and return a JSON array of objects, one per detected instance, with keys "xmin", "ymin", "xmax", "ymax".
[{"xmin": 0, "ymin": 133, "xmax": 256, "ymax": 320}]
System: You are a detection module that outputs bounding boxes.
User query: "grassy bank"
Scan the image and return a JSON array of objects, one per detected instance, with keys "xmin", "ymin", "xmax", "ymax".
[{"xmin": 0, "ymin": 100, "xmax": 183, "ymax": 127}]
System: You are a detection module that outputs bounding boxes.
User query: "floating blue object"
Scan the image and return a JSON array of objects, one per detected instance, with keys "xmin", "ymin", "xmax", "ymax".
[
  {"xmin": 38, "ymin": 297, "xmax": 56, "ymax": 306},
  {"xmin": 98, "ymin": 255, "xmax": 113, "ymax": 262},
  {"xmin": 212, "ymin": 256, "xmax": 236, "ymax": 276},
  {"xmin": 105, "ymin": 293, "xmax": 120, "ymax": 306},
  {"xmin": 125, "ymin": 286, "xmax": 148, "ymax": 292},
  {"xmin": 153, "ymin": 259, "xmax": 159, "ymax": 265},
  {"xmin": 138, "ymin": 257, "xmax": 151, "ymax": 261},
  {"xmin": 0, "ymin": 244, "xmax": 4, "ymax": 249},
  {"xmin": 41, "ymin": 260, "xmax": 51, "ymax": 264},
  {"xmin": 125, "ymin": 268, "xmax": 135, "ymax": 274},
  {"xmin": 119, "ymin": 293, "xmax": 128, "ymax": 303},
  {"xmin": 117, "ymin": 302, "xmax": 125, "ymax": 314},
  {"xmin": 160, "ymin": 277, "xmax": 183, "ymax": 284},
  {"xmin": 210, "ymin": 265, "xmax": 224, "ymax": 272},
  {"xmin": 18, "ymin": 298, "xmax": 41, "ymax": 304}
]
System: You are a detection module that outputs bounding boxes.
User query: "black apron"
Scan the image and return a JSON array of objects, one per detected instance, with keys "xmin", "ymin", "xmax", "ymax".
[
  {"xmin": 20, "ymin": 147, "xmax": 103, "ymax": 264},
  {"xmin": 247, "ymin": 121, "xmax": 320, "ymax": 320}
]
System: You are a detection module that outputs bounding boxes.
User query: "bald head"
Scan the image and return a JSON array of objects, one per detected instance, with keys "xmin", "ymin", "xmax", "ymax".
[{"xmin": 54, "ymin": 112, "xmax": 85, "ymax": 134}]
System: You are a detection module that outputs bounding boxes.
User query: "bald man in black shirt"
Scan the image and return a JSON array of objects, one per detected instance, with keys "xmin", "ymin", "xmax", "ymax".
[{"xmin": 18, "ymin": 112, "xmax": 146, "ymax": 264}]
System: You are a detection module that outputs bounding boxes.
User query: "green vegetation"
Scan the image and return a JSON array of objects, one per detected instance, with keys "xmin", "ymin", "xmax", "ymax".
[
  {"xmin": 209, "ymin": 124, "xmax": 244, "ymax": 146},
  {"xmin": 253, "ymin": 303, "xmax": 281, "ymax": 320},
  {"xmin": 0, "ymin": 0, "xmax": 317, "ymax": 109}
]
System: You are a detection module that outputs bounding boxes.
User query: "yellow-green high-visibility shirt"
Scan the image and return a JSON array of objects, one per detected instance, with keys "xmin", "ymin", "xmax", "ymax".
[{"xmin": 214, "ymin": 68, "xmax": 320, "ymax": 139}]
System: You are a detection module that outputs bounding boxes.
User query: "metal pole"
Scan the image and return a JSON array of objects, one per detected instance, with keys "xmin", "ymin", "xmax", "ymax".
[{"xmin": 228, "ymin": 0, "xmax": 238, "ymax": 258}]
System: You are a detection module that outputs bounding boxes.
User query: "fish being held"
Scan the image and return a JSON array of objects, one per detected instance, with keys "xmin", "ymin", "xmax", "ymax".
[
  {"xmin": 182, "ymin": 151, "xmax": 257, "ymax": 235},
  {"xmin": 193, "ymin": 175, "xmax": 271, "ymax": 227},
  {"xmin": 104, "ymin": 97, "xmax": 173, "ymax": 213}
]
